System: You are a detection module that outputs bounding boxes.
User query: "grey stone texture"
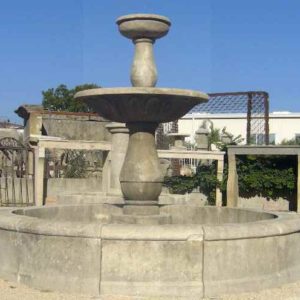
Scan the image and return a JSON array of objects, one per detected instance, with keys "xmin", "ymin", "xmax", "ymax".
[
  {"xmin": 168, "ymin": 132, "xmax": 189, "ymax": 149},
  {"xmin": 75, "ymin": 13, "xmax": 208, "ymax": 205},
  {"xmin": 15, "ymin": 105, "xmax": 111, "ymax": 142},
  {"xmin": 75, "ymin": 87, "xmax": 208, "ymax": 123},
  {"xmin": 120, "ymin": 122, "xmax": 163, "ymax": 202},
  {"xmin": 195, "ymin": 127, "xmax": 209, "ymax": 150},
  {"xmin": 116, "ymin": 14, "xmax": 171, "ymax": 87},
  {"xmin": 1, "ymin": 205, "xmax": 300, "ymax": 298},
  {"xmin": 105, "ymin": 122, "xmax": 129, "ymax": 193}
]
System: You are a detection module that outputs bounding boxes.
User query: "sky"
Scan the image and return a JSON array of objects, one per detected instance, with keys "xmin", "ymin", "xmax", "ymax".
[{"xmin": 0, "ymin": 0, "xmax": 299, "ymax": 123}]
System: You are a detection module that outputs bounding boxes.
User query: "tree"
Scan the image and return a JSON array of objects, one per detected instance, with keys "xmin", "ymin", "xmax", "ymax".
[{"xmin": 42, "ymin": 83, "xmax": 100, "ymax": 112}]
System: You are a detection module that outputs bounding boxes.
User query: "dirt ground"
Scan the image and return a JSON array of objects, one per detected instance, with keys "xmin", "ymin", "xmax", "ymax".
[{"xmin": 1, "ymin": 277, "xmax": 300, "ymax": 300}]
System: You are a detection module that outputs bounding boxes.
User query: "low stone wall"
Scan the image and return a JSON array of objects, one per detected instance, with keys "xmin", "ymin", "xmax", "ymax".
[
  {"xmin": 45, "ymin": 178, "xmax": 102, "ymax": 204},
  {"xmin": 0, "ymin": 206, "xmax": 300, "ymax": 298},
  {"xmin": 238, "ymin": 196, "xmax": 290, "ymax": 211},
  {"xmin": 1, "ymin": 178, "xmax": 102, "ymax": 205},
  {"xmin": 47, "ymin": 178, "xmax": 102, "ymax": 196},
  {"xmin": 1, "ymin": 176, "xmax": 295, "ymax": 211}
]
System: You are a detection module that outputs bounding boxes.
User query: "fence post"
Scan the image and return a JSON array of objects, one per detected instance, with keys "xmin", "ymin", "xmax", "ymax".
[
  {"xmin": 216, "ymin": 158, "xmax": 224, "ymax": 207},
  {"xmin": 246, "ymin": 93, "xmax": 252, "ymax": 145},
  {"xmin": 264, "ymin": 93, "xmax": 270, "ymax": 145},
  {"xmin": 227, "ymin": 151, "xmax": 239, "ymax": 207},
  {"xmin": 34, "ymin": 146, "xmax": 45, "ymax": 206}
]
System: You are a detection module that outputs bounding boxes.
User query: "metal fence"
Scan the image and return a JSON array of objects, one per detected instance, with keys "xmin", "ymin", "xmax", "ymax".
[
  {"xmin": 155, "ymin": 91, "xmax": 270, "ymax": 175},
  {"xmin": 157, "ymin": 91, "xmax": 270, "ymax": 147},
  {"xmin": 191, "ymin": 91, "xmax": 270, "ymax": 145},
  {"xmin": 45, "ymin": 149, "xmax": 104, "ymax": 178},
  {"xmin": 0, "ymin": 137, "xmax": 34, "ymax": 206}
]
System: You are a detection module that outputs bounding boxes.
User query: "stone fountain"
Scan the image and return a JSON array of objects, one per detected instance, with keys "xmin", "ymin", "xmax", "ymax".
[
  {"xmin": 0, "ymin": 13, "xmax": 300, "ymax": 300},
  {"xmin": 75, "ymin": 14, "xmax": 208, "ymax": 205}
]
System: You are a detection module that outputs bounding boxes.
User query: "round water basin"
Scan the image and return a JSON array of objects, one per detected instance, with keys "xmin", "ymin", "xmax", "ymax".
[{"xmin": 0, "ymin": 204, "xmax": 299, "ymax": 299}]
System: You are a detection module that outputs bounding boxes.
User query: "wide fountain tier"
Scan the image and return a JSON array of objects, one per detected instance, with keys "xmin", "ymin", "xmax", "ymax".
[{"xmin": 75, "ymin": 87, "xmax": 208, "ymax": 123}]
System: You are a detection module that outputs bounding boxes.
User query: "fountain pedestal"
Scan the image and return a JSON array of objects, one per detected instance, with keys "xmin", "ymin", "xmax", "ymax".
[
  {"xmin": 120, "ymin": 122, "xmax": 163, "ymax": 203},
  {"xmin": 75, "ymin": 14, "xmax": 208, "ymax": 206}
]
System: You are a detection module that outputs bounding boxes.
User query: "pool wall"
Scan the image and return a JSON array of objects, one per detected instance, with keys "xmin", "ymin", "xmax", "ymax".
[{"xmin": 0, "ymin": 206, "xmax": 299, "ymax": 298}]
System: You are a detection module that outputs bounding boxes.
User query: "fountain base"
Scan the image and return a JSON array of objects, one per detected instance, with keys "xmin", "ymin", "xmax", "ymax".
[{"xmin": 1, "ymin": 204, "xmax": 300, "ymax": 298}]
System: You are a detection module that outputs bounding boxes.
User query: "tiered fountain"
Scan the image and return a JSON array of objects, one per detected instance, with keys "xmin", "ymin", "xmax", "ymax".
[
  {"xmin": 76, "ymin": 13, "xmax": 208, "ymax": 208},
  {"xmin": 0, "ymin": 13, "xmax": 300, "ymax": 299}
]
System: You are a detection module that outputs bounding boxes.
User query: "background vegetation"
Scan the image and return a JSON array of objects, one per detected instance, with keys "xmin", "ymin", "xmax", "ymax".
[
  {"xmin": 164, "ymin": 124, "xmax": 297, "ymax": 205},
  {"xmin": 164, "ymin": 154, "xmax": 297, "ymax": 205},
  {"xmin": 42, "ymin": 83, "xmax": 100, "ymax": 112}
]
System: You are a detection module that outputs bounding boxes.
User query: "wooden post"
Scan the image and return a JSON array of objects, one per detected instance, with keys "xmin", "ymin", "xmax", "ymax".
[
  {"xmin": 227, "ymin": 153, "xmax": 239, "ymax": 207},
  {"xmin": 216, "ymin": 158, "xmax": 224, "ymax": 207}
]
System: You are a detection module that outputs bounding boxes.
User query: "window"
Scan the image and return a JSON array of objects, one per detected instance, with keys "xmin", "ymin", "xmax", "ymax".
[{"xmin": 250, "ymin": 134, "xmax": 276, "ymax": 145}]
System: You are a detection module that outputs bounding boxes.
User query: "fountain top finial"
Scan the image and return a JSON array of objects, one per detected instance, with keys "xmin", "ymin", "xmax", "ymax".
[
  {"xmin": 116, "ymin": 13, "xmax": 171, "ymax": 87},
  {"xmin": 116, "ymin": 14, "xmax": 171, "ymax": 40}
]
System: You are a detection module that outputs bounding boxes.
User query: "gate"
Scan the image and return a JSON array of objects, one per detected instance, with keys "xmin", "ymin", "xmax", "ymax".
[{"xmin": 0, "ymin": 137, "xmax": 35, "ymax": 206}]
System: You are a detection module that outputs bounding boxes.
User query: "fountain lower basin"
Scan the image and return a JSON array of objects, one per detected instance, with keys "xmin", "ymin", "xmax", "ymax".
[{"xmin": 1, "ymin": 205, "xmax": 300, "ymax": 299}]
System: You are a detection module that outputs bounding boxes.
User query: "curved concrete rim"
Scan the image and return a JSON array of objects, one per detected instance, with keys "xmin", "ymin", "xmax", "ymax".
[
  {"xmin": 116, "ymin": 14, "xmax": 171, "ymax": 26},
  {"xmin": 0, "ymin": 205, "xmax": 298, "ymax": 240},
  {"xmin": 74, "ymin": 87, "xmax": 209, "ymax": 102}
]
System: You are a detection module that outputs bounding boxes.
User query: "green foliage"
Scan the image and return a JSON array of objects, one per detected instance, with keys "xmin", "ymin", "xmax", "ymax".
[
  {"xmin": 205, "ymin": 121, "xmax": 244, "ymax": 151},
  {"xmin": 281, "ymin": 138, "xmax": 300, "ymax": 145},
  {"xmin": 42, "ymin": 83, "xmax": 100, "ymax": 112},
  {"xmin": 163, "ymin": 154, "xmax": 297, "ymax": 205},
  {"xmin": 207, "ymin": 124, "xmax": 221, "ymax": 149},
  {"xmin": 237, "ymin": 155, "xmax": 296, "ymax": 199},
  {"xmin": 194, "ymin": 162, "xmax": 221, "ymax": 205},
  {"xmin": 63, "ymin": 150, "xmax": 88, "ymax": 178},
  {"xmin": 163, "ymin": 175, "xmax": 196, "ymax": 194}
]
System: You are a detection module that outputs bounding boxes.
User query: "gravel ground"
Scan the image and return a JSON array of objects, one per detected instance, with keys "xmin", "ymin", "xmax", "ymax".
[{"xmin": 1, "ymin": 278, "xmax": 300, "ymax": 300}]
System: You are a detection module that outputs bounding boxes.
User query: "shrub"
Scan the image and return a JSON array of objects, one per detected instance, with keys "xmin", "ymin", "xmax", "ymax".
[
  {"xmin": 63, "ymin": 150, "xmax": 88, "ymax": 178},
  {"xmin": 163, "ymin": 154, "xmax": 297, "ymax": 204}
]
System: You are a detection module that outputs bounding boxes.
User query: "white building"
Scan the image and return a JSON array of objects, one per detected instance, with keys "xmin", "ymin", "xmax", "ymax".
[{"xmin": 179, "ymin": 111, "xmax": 300, "ymax": 145}]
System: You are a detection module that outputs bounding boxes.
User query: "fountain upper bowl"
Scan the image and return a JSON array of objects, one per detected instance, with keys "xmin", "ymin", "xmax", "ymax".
[
  {"xmin": 75, "ymin": 87, "xmax": 208, "ymax": 123},
  {"xmin": 116, "ymin": 14, "xmax": 171, "ymax": 40}
]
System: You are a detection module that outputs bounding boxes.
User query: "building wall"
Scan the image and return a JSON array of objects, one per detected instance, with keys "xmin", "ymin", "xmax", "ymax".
[
  {"xmin": 0, "ymin": 128, "xmax": 23, "ymax": 141},
  {"xmin": 179, "ymin": 112, "xmax": 300, "ymax": 144},
  {"xmin": 42, "ymin": 114, "xmax": 111, "ymax": 141},
  {"xmin": 269, "ymin": 116, "xmax": 300, "ymax": 143}
]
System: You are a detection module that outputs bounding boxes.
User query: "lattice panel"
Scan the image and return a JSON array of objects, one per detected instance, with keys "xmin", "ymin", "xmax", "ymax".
[{"xmin": 156, "ymin": 91, "xmax": 269, "ymax": 146}]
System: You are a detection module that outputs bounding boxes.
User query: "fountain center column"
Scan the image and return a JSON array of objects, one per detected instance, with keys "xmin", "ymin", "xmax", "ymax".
[
  {"xmin": 131, "ymin": 38, "xmax": 157, "ymax": 87},
  {"xmin": 120, "ymin": 122, "xmax": 163, "ymax": 204}
]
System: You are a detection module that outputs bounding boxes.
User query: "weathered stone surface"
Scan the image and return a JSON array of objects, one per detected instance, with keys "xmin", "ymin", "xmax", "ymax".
[
  {"xmin": 203, "ymin": 221, "xmax": 300, "ymax": 297},
  {"xmin": 0, "ymin": 206, "xmax": 300, "ymax": 298},
  {"xmin": 105, "ymin": 122, "xmax": 129, "ymax": 193},
  {"xmin": 75, "ymin": 87, "xmax": 208, "ymax": 123},
  {"xmin": 116, "ymin": 14, "xmax": 171, "ymax": 87},
  {"xmin": 120, "ymin": 122, "xmax": 163, "ymax": 202},
  {"xmin": 116, "ymin": 14, "xmax": 171, "ymax": 40},
  {"xmin": 100, "ymin": 239, "xmax": 203, "ymax": 298}
]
